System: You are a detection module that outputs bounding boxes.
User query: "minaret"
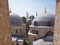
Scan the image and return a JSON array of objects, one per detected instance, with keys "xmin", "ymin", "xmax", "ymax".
[
  {"xmin": 53, "ymin": 0, "xmax": 60, "ymax": 45},
  {"xmin": 36, "ymin": 11, "xmax": 38, "ymax": 16},
  {"xmin": 26, "ymin": 12, "xmax": 29, "ymax": 19},
  {"xmin": 44, "ymin": 7, "xmax": 47, "ymax": 13},
  {"xmin": 0, "ymin": 0, "xmax": 12, "ymax": 45}
]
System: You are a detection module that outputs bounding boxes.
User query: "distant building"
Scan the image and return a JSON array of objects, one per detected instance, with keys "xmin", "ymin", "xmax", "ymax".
[
  {"xmin": 10, "ymin": 13, "xmax": 26, "ymax": 45},
  {"xmin": 28, "ymin": 8, "xmax": 55, "ymax": 45},
  {"xmin": 27, "ymin": 15, "xmax": 35, "ymax": 25}
]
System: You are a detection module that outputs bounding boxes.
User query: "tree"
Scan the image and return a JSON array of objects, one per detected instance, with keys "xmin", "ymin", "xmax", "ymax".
[{"xmin": 22, "ymin": 17, "xmax": 26, "ymax": 24}]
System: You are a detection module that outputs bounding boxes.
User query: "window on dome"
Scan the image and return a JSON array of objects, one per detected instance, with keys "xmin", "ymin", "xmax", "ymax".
[
  {"xmin": 47, "ymin": 21, "xmax": 51, "ymax": 26},
  {"xmin": 34, "ymin": 21, "xmax": 38, "ymax": 26}
]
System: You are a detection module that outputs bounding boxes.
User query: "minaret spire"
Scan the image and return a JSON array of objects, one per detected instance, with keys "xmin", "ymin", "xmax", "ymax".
[
  {"xmin": 44, "ymin": 6, "xmax": 47, "ymax": 13},
  {"xmin": 36, "ymin": 11, "xmax": 37, "ymax": 16},
  {"xmin": 26, "ymin": 11, "xmax": 29, "ymax": 19}
]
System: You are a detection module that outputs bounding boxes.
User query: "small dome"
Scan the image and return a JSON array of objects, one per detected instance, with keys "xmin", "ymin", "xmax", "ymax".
[
  {"xmin": 27, "ymin": 15, "xmax": 34, "ymax": 21},
  {"xmin": 10, "ymin": 13, "xmax": 23, "ymax": 26},
  {"xmin": 29, "ymin": 15, "xmax": 34, "ymax": 20},
  {"xmin": 31, "ymin": 13, "xmax": 55, "ymax": 26}
]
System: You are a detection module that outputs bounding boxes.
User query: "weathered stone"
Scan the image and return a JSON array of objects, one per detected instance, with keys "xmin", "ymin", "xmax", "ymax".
[
  {"xmin": 0, "ymin": 0, "xmax": 12, "ymax": 45},
  {"xmin": 54, "ymin": 0, "xmax": 60, "ymax": 45}
]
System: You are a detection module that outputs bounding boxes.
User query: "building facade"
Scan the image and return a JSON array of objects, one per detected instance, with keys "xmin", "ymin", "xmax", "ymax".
[
  {"xmin": 10, "ymin": 14, "xmax": 26, "ymax": 37},
  {"xmin": 28, "ymin": 9, "xmax": 55, "ymax": 45},
  {"xmin": 10, "ymin": 13, "xmax": 26, "ymax": 45}
]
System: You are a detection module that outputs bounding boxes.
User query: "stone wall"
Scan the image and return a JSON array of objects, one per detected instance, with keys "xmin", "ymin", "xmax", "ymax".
[
  {"xmin": 11, "ymin": 25, "xmax": 26, "ymax": 37},
  {"xmin": 28, "ymin": 26, "xmax": 54, "ymax": 45},
  {"xmin": 0, "ymin": 0, "xmax": 12, "ymax": 45},
  {"xmin": 53, "ymin": 0, "xmax": 60, "ymax": 45}
]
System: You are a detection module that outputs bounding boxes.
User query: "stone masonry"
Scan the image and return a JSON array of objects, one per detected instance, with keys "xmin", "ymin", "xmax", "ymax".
[
  {"xmin": 53, "ymin": 0, "xmax": 60, "ymax": 45},
  {"xmin": 0, "ymin": 0, "xmax": 12, "ymax": 45}
]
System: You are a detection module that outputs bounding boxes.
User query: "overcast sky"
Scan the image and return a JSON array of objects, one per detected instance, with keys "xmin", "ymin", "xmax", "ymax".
[{"xmin": 8, "ymin": 0, "xmax": 56, "ymax": 17}]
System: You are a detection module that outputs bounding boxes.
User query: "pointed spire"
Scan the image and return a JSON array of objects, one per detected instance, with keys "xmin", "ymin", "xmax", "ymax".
[
  {"xmin": 44, "ymin": 6, "xmax": 47, "ymax": 13},
  {"xmin": 36, "ymin": 11, "xmax": 38, "ymax": 16},
  {"xmin": 26, "ymin": 11, "xmax": 29, "ymax": 19}
]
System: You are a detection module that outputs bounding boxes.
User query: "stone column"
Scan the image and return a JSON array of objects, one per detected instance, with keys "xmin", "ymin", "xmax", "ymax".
[
  {"xmin": 53, "ymin": 0, "xmax": 60, "ymax": 45},
  {"xmin": 0, "ymin": 0, "xmax": 12, "ymax": 45}
]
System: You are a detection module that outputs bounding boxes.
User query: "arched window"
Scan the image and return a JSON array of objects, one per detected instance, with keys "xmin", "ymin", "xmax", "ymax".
[
  {"xmin": 34, "ymin": 21, "xmax": 38, "ymax": 26},
  {"xmin": 16, "ymin": 29, "xmax": 18, "ymax": 34},
  {"xmin": 45, "ymin": 31, "xmax": 53, "ymax": 36},
  {"xmin": 47, "ymin": 21, "xmax": 51, "ymax": 26},
  {"xmin": 32, "ymin": 30, "xmax": 38, "ymax": 34},
  {"xmin": 34, "ymin": 30, "xmax": 38, "ymax": 34}
]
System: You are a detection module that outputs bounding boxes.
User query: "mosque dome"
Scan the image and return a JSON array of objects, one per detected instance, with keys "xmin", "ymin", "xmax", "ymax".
[
  {"xmin": 10, "ymin": 13, "xmax": 24, "ymax": 26},
  {"xmin": 29, "ymin": 15, "xmax": 34, "ymax": 20},
  {"xmin": 31, "ymin": 12, "xmax": 55, "ymax": 27}
]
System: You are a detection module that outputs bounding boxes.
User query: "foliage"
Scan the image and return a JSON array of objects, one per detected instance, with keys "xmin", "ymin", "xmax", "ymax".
[{"xmin": 22, "ymin": 17, "xmax": 26, "ymax": 24}]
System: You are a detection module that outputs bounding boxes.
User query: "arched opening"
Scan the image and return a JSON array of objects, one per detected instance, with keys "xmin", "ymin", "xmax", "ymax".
[
  {"xmin": 43, "ymin": 31, "xmax": 53, "ymax": 42},
  {"xmin": 16, "ymin": 29, "xmax": 18, "ymax": 34},
  {"xmin": 34, "ymin": 21, "xmax": 38, "ymax": 26},
  {"xmin": 32, "ymin": 30, "xmax": 38, "ymax": 34},
  {"xmin": 45, "ymin": 31, "xmax": 53, "ymax": 36},
  {"xmin": 47, "ymin": 21, "xmax": 51, "ymax": 26}
]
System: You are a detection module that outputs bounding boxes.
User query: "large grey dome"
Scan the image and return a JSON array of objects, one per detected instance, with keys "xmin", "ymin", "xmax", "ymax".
[
  {"xmin": 31, "ymin": 13, "xmax": 55, "ymax": 26},
  {"xmin": 10, "ymin": 13, "xmax": 23, "ymax": 26}
]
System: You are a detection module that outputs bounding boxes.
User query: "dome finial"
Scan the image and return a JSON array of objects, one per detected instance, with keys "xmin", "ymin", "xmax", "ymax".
[
  {"xmin": 44, "ymin": 6, "xmax": 47, "ymax": 13},
  {"xmin": 36, "ymin": 11, "xmax": 38, "ymax": 16},
  {"xmin": 26, "ymin": 11, "xmax": 29, "ymax": 19}
]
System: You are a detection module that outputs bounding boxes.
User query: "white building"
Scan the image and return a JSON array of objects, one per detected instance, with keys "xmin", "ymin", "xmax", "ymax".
[
  {"xmin": 28, "ymin": 8, "xmax": 55, "ymax": 45},
  {"xmin": 10, "ymin": 13, "xmax": 26, "ymax": 45}
]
